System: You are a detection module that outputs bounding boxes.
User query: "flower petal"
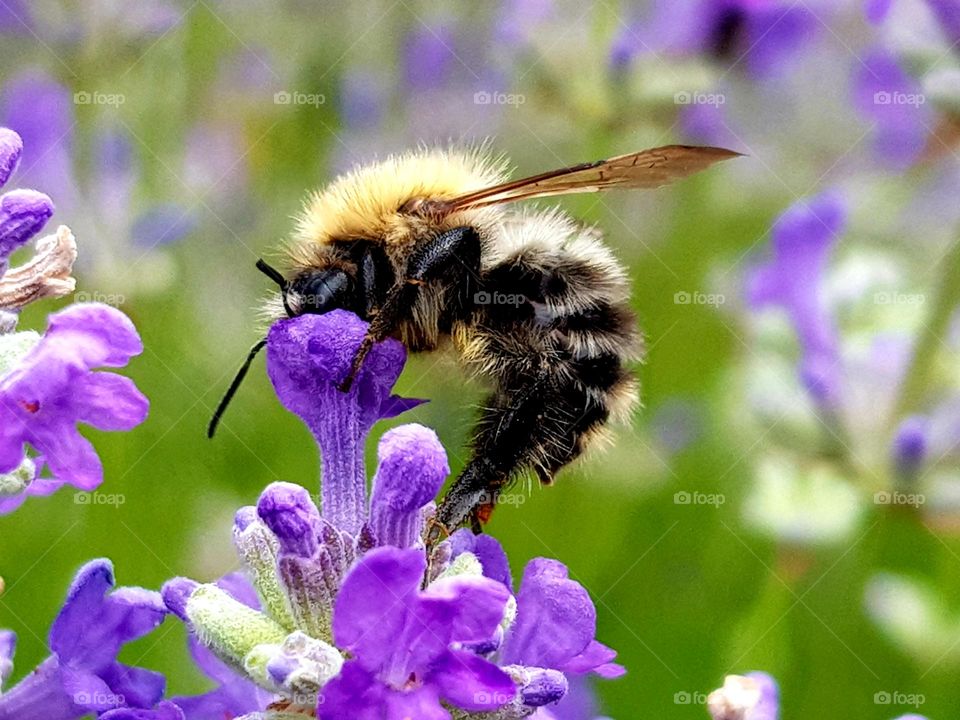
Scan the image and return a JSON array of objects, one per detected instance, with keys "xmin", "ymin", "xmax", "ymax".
[
  {"xmin": 501, "ymin": 558, "xmax": 596, "ymax": 670},
  {"xmin": 71, "ymin": 372, "xmax": 149, "ymax": 431},
  {"xmin": 0, "ymin": 189, "xmax": 53, "ymax": 268},
  {"xmin": 429, "ymin": 649, "xmax": 515, "ymax": 712},
  {"xmin": 332, "ymin": 546, "xmax": 424, "ymax": 670},
  {"xmin": 0, "ymin": 128, "xmax": 22, "ymax": 189}
]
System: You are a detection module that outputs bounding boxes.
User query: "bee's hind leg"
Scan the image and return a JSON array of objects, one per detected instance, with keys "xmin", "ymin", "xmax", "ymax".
[{"xmin": 338, "ymin": 225, "xmax": 482, "ymax": 392}]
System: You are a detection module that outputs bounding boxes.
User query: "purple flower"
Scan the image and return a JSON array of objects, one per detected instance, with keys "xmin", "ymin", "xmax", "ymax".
[
  {"xmin": 0, "ymin": 303, "xmax": 149, "ymax": 512},
  {"xmin": 266, "ymin": 309, "xmax": 423, "ymax": 534},
  {"xmin": 403, "ymin": 25, "xmax": 456, "ymax": 93},
  {"xmin": 319, "ymin": 546, "xmax": 516, "ymax": 718},
  {"xmin": 369, "ymin": 423, "xmax": 449, "ymax": 548},
  {"xmin": 501, "ymin": 558, "xmax": 624, "ymax": 680},
  {"xmin": 1, "ymin": 70, "xmax": 78, "ymax": 211},
  {"xmin": 0, "ymin": 559, "xmax": 168, "ymax": 720},
  {"xmin": 893, "ymin": 415, "xmax": 929, "ymax": 479},
  {"xmin": 614, "ymin": 0, "xmax": 821, "ymax": 78},
  {"xmin": 746, "ymin": 192, "xmax": 846, "ymax": 408},
  {"xmin": 852, "ymin": 49, "xmax": 933, "ymax": 169},
  {"xmin": 0, "ymin": 127, "xmax": 54, "ymax": 275},
  {"xmin": 925, "ymin": 0, "xmax": 960, "ymax": 45}
]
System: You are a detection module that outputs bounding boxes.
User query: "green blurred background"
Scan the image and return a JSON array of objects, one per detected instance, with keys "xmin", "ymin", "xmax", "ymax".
[{"xmin": 1, "ymin": 1, "xmax": 957, "ymax": 718}]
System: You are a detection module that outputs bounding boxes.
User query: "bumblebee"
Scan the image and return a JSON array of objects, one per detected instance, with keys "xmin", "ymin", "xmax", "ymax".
[{"xmin": 209, "ymin": 144, "xmax": 738, "ymax": 546}]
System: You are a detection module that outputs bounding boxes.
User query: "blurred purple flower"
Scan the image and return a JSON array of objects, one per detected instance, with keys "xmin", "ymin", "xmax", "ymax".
[
  {"xmin": 925, "ymin": 0, "xmax": 960, "ymax": 45},
  {"xmin": 0, "ymin": 303, "xmax": 149, "ymax": 513},
  {"xmin": 403, "ymin": 24, "xmax": 456, "ymax": 92},
  {"xmin": 747, "ymin": 192, "xmax": 846, "ymax": 408},
  {"xmin": 852, "ymin": 49, "xmax": 933, "ymax": 170},
  {"xmin": 892, "ymin": 415, "xmax": 929, "ymax": 479},
  {"xmin": 0, "ymin": 559, "xmax": 168, "ymax": 720},
  {"xmin": 0, "ymin": 0, "xmax": 32, "ymax": 34},
  {"xmin": 339, "ymin": 69, "xmax": 388, "ymax": 130},
  {"xmin": 320, "ymin": 546, "xmax": 516, "ymax": 718},
  {"xmin": 613, "ymin": 0, "xmax": 821, "ymax": 78},
  {"xmin": 1, "ymin": 70, "xmax": 77, "ymax": 211},
  {"xmin": 494, "ymin": 0, "xmax": 554, "ymax": 47}
]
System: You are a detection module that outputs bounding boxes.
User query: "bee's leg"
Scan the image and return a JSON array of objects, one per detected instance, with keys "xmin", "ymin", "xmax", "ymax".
[
  {"xmin": 431, "ymin": 362, "xmax": 617, "ymax": 546},
  {"xmin": 339, "ymin": 226, "xmax": 482, "ymax": 391}
]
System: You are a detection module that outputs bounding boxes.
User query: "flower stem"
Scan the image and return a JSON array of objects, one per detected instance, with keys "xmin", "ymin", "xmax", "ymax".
[{"xmin": 895, "ymin": 234, "xmax": 960, "ymax": 419}]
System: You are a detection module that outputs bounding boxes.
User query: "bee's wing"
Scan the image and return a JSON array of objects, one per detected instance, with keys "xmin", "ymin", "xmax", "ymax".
[{"xmin": 440, "ymin": 145, "xmax": 740, "ymax": 211}]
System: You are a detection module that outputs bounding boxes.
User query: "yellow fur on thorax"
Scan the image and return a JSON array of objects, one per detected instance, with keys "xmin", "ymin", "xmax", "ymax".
[{"xmin": 291, "ymin": 147, "xmax": 507, "ymax": 258}]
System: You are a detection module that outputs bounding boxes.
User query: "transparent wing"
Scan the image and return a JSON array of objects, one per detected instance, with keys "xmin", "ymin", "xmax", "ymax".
[{"xmin": 429, "ymin": 145, "xmax": 741, "ymax": 212}]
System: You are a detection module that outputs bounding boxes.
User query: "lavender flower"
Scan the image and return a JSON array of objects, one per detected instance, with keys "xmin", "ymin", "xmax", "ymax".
[
  {"xmin": 320, "ymin": 546, "xmax": 515, "ymax": 717},
  {"xmin": 746, "ymin": 192, "xmax": 846, "ymax": 408},
  {"xmin": 0, "ymin": 127, "xmax": 54, "ymax": 276},
  {"xmin": 0, "ymin": 303, "xmax": 149, "ymax": 512},
  {"xmin": 852, "ymin": 49, "xmax": 932, "ymax": 170},
  {"xmin": 0, "ymin": 559, "xmax": 168, "ymax": 720},
  {"xmin": 612, "ymin": 0, "xmax": 822, "ymax": 78},
  {"xmin": 161, "ymin": 311, "xmax": 623, "ymax": 718}
]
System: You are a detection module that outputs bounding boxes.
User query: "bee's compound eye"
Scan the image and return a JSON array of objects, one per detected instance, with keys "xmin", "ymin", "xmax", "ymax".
[{"xmin": 290, "ymin": 269, "xmax": 352, "ymax": 315}]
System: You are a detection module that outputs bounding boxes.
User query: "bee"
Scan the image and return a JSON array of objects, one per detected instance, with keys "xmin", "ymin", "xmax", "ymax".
[{"xmin": 209, "ymin": 144, "xmax": 738, "ymax": 547}]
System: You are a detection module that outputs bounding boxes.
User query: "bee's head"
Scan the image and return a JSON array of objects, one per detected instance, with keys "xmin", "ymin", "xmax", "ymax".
[{"xmin": 257, "ymin": 259, "xmax": 353, "ymax": 317}]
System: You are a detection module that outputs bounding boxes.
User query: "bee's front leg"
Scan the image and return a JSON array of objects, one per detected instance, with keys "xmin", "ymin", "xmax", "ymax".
[{"xmin": 338, "ymin": 226, "xmax": 482, "ymax": 392}]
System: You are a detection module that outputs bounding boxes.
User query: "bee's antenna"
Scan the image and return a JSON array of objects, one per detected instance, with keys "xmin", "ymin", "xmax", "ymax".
[
  {"xmin": 256, "ymin": 259, "xmax": 287, "ymax": 289},
  {"xmin": 207, "ymin": 338, "xmax": 268, "ymax": 439},
  {"xmin": 256, "ymin": 258, "xmax": 295, "ymax": 317}
]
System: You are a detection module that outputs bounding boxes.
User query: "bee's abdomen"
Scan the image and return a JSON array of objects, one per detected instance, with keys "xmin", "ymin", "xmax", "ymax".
[{"xmin": 456, "ymin": 210, "xmax": 642, "ymax": 487}]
